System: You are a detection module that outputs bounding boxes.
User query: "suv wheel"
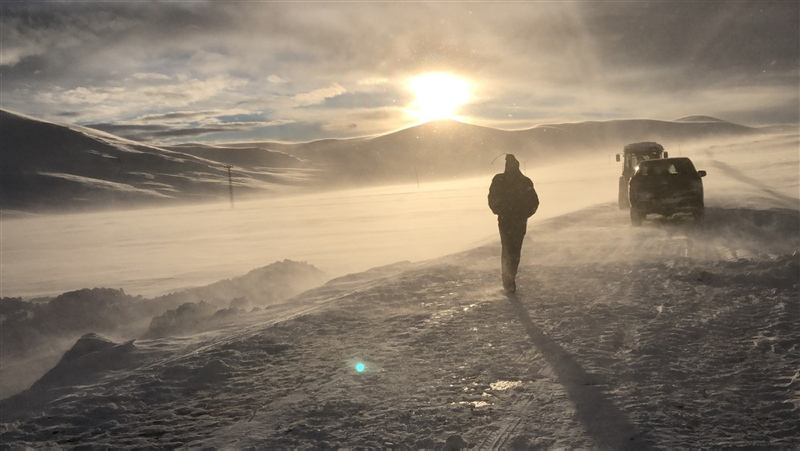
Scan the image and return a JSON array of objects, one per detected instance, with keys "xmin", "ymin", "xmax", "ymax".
[
  {"xmin": 630, "ymin": 208, "xmax": 645, "ymax": 227},
  {"xmin": 618, "ymin": 178, "xmax": 629, "ymax": 210},
  {"xmin": 693, "ymin": 206, "xmax": 705, "ymax": 225}
]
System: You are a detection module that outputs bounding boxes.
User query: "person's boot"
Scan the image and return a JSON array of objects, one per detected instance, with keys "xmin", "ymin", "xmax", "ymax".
[{"xmin": 502, "ymin": 275, "xmax": 516, "ymax": 293}]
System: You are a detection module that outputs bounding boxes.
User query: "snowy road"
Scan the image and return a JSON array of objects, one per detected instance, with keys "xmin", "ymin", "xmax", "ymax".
[{"xmin": 2, "ymin": 201, "xmax": 798, "ymax": 448}]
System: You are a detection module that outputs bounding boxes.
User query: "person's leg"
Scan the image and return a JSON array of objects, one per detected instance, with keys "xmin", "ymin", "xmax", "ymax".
[
  {"xmin": 500, "ymin": 231, "xmax": 514, "ymax": 290},
  {"xmin": 507, "ymin": 226, "xmax": 525, "ymax": 281},
  {"xmin": 499, "ymin": 223, "xmax": 512, "ymax": 289},
  {"xmin": 499, "ymin": 219, "xmax": 527, "ymax": 292}
]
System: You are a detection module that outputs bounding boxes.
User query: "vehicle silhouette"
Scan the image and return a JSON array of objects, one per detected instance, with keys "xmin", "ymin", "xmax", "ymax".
[{"xmin": 628, "ymin": 157, "xmax": 707, "ymax": 226}]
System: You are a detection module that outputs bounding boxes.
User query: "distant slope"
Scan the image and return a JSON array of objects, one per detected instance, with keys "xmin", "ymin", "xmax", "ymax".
[
  {"xmin": 0, "ymin": 110, "xmax": 309, "ymax": 212},
  {"xmin": 517, "ymin": 116, "xmax": 759, "ymax": 156},
  {"xmin": 673, "ymin": 115, "xmax": 732, "ymax": 123},
  {"xmin": 280, "ymin": 117, "xmax": 764, "ymax": 186},
  {"xmin": 164, "ymin": 143, "xmax": 306, "ymax": 169},
  {"xmin": 1, "ymin": 110, "xmax": 773, "ymax": 211}
]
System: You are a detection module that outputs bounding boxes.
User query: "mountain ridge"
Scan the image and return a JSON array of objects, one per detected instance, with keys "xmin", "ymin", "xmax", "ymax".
[
  {"xmin": 1, "ymin": 109, "xmax": 775, "ymax": 212},
  {"xmin": 0, "ymin": 109, "xmax": 307, "ymax": 213}
]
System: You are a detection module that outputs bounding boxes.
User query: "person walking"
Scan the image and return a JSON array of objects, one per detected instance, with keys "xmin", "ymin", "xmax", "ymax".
[{"xmin": 488, "ymin": 154, "xmax": 539, "ymax": 293}]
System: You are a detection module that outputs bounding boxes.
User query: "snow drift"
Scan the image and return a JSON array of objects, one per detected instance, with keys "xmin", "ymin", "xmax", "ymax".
[{"xmin": 0, "ymin": 260, "xmax": 327, "ymax": 398}]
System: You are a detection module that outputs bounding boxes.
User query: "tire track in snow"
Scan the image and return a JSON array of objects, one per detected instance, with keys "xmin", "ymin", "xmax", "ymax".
[
  {"xmin": 504, "ymin": 203, "xmax": 799, "ymax": 447},
  {"xmin": 475, "ymin": 390, "xmax": 536, "ymax": 449}
]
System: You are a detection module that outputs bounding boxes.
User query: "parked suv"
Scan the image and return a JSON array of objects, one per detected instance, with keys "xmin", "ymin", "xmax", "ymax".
[
  {"xmin": 616, "ymin": 142, "xmax": 667, "ymax": 209},
  {"xmin": 628, "ymin": 157, "xmax": 707, "ymax": 226}
]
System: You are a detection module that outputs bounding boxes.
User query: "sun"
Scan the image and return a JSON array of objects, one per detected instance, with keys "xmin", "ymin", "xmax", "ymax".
[{"xmin": 407, "ymin": 72, "xmax": 471, "ymax": 122}]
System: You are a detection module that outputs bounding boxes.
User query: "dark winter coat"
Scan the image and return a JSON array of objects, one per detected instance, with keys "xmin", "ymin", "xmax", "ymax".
[{"xmin": 488, "ymin": 168, "xmax": 539, "ymax": 220}]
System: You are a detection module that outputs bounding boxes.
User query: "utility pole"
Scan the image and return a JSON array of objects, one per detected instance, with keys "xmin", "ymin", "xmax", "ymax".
[{"xmin": 225, "ymin": 165, "xmax": 234, "ymax": 209}]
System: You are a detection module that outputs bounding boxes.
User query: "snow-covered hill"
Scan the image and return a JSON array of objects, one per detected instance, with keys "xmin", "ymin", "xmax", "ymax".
[
  {"xmin": 163, "ymin": 143, "xmax": 306, "ymax": 170},
  {"xmin": 2, "ymin": 109, "xmax": 771, "ymax": 212},
  {"xmin": 263, "ymin": 117, "xmax": 765, "ymax": 187},
  {"xmin": 0, "ymin": 110, "xmax": 311, "ymax": 212}
]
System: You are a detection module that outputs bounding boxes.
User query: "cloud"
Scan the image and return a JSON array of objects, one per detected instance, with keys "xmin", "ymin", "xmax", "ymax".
[
  {"xmin": 32, "ymin": 75, "xmax": 249, "ymax": 125},
  {"xmin": 54, "ymin": 111, "xmax": 81, "ymax": 118},
  {"xmin": 128, "ymin": 73, "xmax": 172, "ymax": 82},
  {"xmin": 322, "ymin": 122, "xmax": 358, "ymax": 131},
  {"xmin": 267, "ymin": 75, "xmax": 288, "ymax": 84},
  {"xmin": 87, "ymin": 119, "xmax": 296, "ymax": 142},
  {"xmin": 1, "ymin": 44, "xmax": 41, "ymax": 67},
  {"xmin": 139, "ymin": 75, "xmax": 249, "ymax": 106},
  {"xmin": 0, "ymin": 1, "xmax": 796, "ymax": 143},
  {"xmin": 51, "ymin": 87, "xmax": 112, "ymax": 104},
  {"xmin": 357, "ymin": 77, "xmax": 389, "ymax": 86},
  {"xmin": 133, "ymin": 111, "xmax": 224, "ymax": 123},
  {"xmin": 293, "ymin": 83, "xmax": 347, "ymax": 106}
]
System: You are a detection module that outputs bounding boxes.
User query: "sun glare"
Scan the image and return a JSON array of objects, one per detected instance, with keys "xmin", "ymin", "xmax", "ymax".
[{"xmin": 407, "ymin": 73, "xmax": 471, "ymax": 122}]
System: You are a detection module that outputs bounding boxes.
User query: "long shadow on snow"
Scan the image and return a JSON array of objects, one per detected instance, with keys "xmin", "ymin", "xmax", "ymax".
[{"xmin": 506, "ymin": 293, "xmax": 651, "ymax": 449}]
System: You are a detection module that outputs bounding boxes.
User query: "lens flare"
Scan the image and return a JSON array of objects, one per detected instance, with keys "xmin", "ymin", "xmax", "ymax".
[{"xmin": 355, "ymin": 362, "xmax": 365, "ymax": 372}]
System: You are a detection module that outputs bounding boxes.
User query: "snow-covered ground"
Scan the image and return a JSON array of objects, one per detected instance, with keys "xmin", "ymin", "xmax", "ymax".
[
  {"xmin": 1, "ymin": 132, "xmax": 798, "ymax": 447},
  {"xmin": 2, "ymin": 150, "xmax": 620, "ymax": 299}
]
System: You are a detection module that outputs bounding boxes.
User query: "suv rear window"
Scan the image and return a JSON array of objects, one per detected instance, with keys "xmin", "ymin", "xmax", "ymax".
[{"xmin": 638, "ymin": 159, "xmax": 697, "ymax": 176}]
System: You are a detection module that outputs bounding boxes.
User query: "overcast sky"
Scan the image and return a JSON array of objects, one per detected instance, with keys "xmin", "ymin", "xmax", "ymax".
[{"xmin": 1, "ymin": 1, "xmax": 797, "ymax": 143}]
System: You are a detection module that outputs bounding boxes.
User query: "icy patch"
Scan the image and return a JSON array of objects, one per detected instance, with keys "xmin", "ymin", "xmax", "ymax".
[{"xmin": 489, "ymin": 380, "xmax": 523, "ymax": 391}]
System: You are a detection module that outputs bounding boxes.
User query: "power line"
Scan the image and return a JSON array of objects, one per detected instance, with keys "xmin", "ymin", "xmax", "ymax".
[{"xmin": 225, "ymin": 165, "xmax": 234, "ymax": 209}]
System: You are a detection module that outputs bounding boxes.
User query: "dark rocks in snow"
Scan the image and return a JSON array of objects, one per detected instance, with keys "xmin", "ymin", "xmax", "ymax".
[
  {"xmin": 444, "ymin": 434, "xmax": 469, "ymax": 450},
  {"xmin": 229, "ymin": 296, "xmax": 250, "ymax": 310},
  {"xmin": 155, "ymin": 259, "xmax": 328, "ymax": 309},
  {"xmin": 144, "ymin": 261, "xmax": 327, "ymax": 338},
  {"xmin": 59, "ymin": 332, "xmax": 117, "ymax": 363},
  {"xmin": 0, "ymin": 287, "xmax": 158, "ymax": 398},
  {"xmin": 0, "ymin": 287, "xmax": 159, "ymax": 362},
  {"xmin": 145, "ymin": 303, "xmax": 248, "ymax": 338},
  {"xmin": 31, "ymin": 334, "xmax": 139, "ymax": 391},
  {"xmin": 213, "ymin": 306, "xmax": 244, "ymax": 319},
  {"xmin": 1, "ymin": 260, "xmax": 327, "ymax": 397},
  {"xmin": 144, "ymin": 301, "xmax": 218, "ymax": 339},
  {"xmin": 192, "ymin": 359, "xmax": 234, "ymax": 385}
]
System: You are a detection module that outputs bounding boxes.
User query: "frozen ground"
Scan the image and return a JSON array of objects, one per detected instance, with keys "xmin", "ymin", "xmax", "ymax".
[{"xmin": 1, "ymin": 132, "xmax": 798, "ymax": 447}]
